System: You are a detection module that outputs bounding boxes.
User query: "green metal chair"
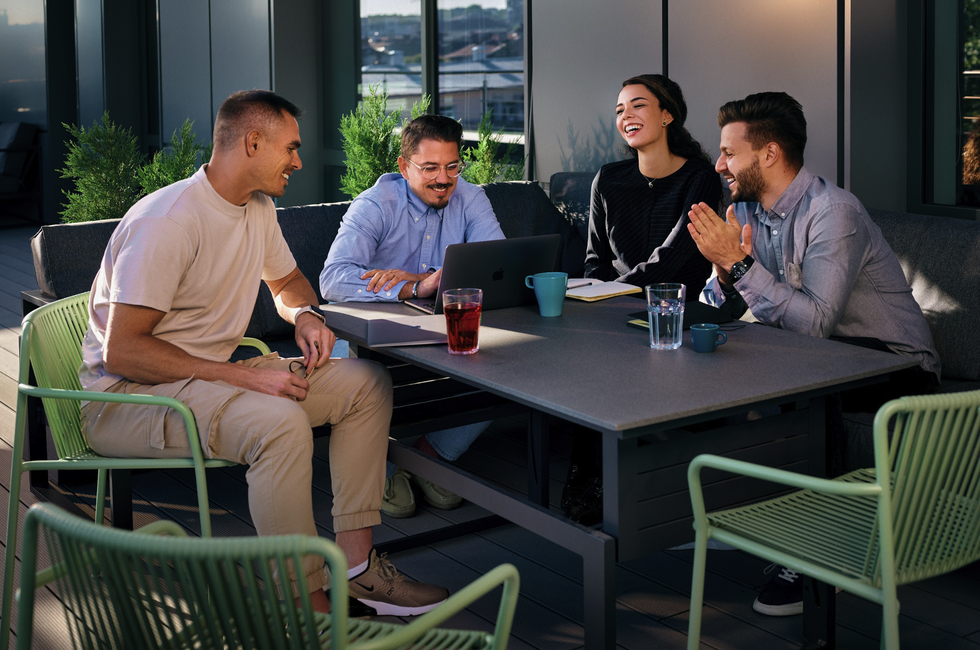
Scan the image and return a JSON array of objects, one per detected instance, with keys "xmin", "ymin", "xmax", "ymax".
[
  {"xmin": 686, "ymin": 389, "xmax": 980, "ymax": 649},
  {"xmin": 2, "ymin": 292, "xmax": 270, "ymax": 650},
  {"xmin": 14, "ymin": 502, "xmax": 520, "ymax": 649}
]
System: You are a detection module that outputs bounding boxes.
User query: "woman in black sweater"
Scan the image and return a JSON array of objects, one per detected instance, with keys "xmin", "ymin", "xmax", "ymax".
[
  {"xmin": 564, "ymin": 75, "xmax": 722, "ymax": 524},
  {"xmin": 585, "ymin": 74, "xmax": 721, "ymax": 292}
]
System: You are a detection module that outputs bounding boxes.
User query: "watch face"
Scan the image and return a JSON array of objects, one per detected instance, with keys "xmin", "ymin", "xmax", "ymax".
[{"xmin": 730, "ymin": 262, "xmax": 747, "ymax": 281}]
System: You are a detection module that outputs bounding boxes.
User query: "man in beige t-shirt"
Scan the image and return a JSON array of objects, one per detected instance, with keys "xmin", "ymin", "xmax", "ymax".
[{"xmin": 81, "ymin": 90, "xmax": 447, "ymax": 616}]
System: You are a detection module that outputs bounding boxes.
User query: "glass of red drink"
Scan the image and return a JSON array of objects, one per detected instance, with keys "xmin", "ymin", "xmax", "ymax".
[{"xmin": 443, "ymin": 288, "xmax": 483, "ymax": 355}]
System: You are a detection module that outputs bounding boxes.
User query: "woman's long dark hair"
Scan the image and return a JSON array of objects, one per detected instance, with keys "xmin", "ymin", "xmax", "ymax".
[{"xmin": 622, "ymin": 74, "xmax": 711, "ymax": 165}]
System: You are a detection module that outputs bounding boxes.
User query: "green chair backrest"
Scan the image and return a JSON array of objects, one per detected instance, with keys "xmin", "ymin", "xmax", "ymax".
[
  {"xmin": 21, "ymin": 292, "xmax": 92, "ymax": 459},
  {"xmin": 871, "ymin": 390, "xmax": 980, "ymax": 585},
  {"xmin": 18, "ymin": 503, "xmax": 351, "ymax": 650}
]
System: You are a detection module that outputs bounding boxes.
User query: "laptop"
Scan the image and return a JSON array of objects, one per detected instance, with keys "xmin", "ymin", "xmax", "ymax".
[{"xmin": 405, "ymin": 234, "xmax": 562, "ymax": 314}]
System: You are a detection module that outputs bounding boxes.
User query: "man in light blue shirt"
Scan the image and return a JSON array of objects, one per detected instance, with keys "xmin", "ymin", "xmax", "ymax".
[
  {"xmin": 687, "ymin": 91, "xmax": 939, "ymax": 618},
  {"xmin": 320, "ymin": 114, "xmax": 504, "ymax": 518}
]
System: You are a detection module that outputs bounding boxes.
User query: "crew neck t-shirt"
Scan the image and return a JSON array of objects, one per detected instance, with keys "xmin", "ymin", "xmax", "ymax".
[{"xmin": 80, "ymin": 165, "xmax": 296, "ymax": 392}]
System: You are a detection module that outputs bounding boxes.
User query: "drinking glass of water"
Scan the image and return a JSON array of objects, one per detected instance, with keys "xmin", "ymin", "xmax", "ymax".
[{"xmin": 645, "ymin": 283, "xmax": 686, "ymax": 349}]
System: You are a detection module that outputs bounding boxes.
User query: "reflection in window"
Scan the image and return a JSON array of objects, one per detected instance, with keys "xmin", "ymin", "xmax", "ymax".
[
  {"xmin": 358, "ymin": 0, "xmax": 524, "ymax": 137},
  {"xmin": 961, "ymin": 1, "xmax": 980, "ymax": 205},
  {"xmin": 0, "ymin": 3, "xmax": 46, "ymax": 125},
  {"xmin": 360, "ymin": 1, "xmax": 423, "ymax": 122},
  {"xmin": 437, "ymin": 0, "xmax": 524, "ymax": 135}
]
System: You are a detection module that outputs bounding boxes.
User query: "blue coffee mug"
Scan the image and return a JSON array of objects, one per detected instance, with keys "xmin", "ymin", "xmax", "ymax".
[
  {"xmin": 525, "ymin": 272, "xmax": 568, "ymax": 317},
  {"xmin": 690, "ymin": 323, "xmax": 727, "ymax": 353}
]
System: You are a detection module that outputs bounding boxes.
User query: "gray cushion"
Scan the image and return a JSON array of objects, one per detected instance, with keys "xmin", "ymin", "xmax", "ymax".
[
  {"xmin": 245, "ymin": 202, "xmax": 350, "ymax": 339},
  {"xmin": 548, "ymin": 172, "xmax": 595, "ymax": 277},
  {"xmin": 869, "ymin": 209, "xmax": 980, "ymax": 381},
  {"xmin": 483, "ymin": 180, "xmax": 583, "ymax": 276},
  {"xmin": 31, "ymin": 220, "xmax": 121, "ymax": 298}
]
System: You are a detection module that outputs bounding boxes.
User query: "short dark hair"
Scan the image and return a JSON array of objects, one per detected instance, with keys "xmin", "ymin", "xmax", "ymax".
[
  {"xmin": 400, "ymin": 114, "xmax": 463, "ymax": 159},
  {"xmin": 717, "ymin": 92, "xmax": 806, "ymax": 171},
  {"xmin": 621, "ymin": 74, "xmax": 710, "ymax": 164},
  {"xmin": 213, "ymin": 90, "xmax": 303, "ymax": 151}
]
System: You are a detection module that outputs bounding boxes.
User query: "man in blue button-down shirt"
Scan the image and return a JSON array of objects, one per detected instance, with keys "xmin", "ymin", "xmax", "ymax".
[
  {"xmin": 320, "ymin": 115, "xmax": 504, "ymax": 303},
  {"xmin": 687, "ymin": 91, "xmax": 940, "ymax": 617},
  {"xmin": 320, "ymin": 114, "xmax": 504, "ymax": 519}
]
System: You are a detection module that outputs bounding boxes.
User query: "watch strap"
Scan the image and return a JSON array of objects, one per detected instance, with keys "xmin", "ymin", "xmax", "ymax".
[{"xmin": 294, "ymin": 305, "xmax": 325, "ymax": 324}]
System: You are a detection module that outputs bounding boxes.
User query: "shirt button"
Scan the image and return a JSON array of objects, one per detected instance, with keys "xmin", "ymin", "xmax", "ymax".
[
  {"xmin": 422, "ymin": 263, "xmax": 427, "ymax": 269},
  {"xmin": 426, "ymin": 235, "xmax": 430, "ymax": 240},
  {"xmin": 779, "ymin": 269, "xmax": 784, "ymax": 275},
  {"xmin": 773, "ymin": 230, "xmax": 778, "ymax": 235},
  {"xmin": 780, "ymin": 212, "xmax": 786, "ymax": 217},
  {"xmin": 386, "ymin": 291, "xmax": 392, "ymax": 296},
  {"xmin": 357, "ymin": 289, "xmax": 362, "ymax": 293}
]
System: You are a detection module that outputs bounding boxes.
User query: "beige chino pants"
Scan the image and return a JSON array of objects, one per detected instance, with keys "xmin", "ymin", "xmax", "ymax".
[{"xmin": 81, "ymin": 353, "xmax": 393, "ymax": 596}]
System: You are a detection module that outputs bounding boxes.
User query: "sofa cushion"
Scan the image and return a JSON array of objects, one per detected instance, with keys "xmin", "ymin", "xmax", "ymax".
[
  {"xmin": 483, "ymin": 180, "xmax": 584, "ymax": 276},
  {"xmin": 244, "ymin": 202, "xmax": 351, "ymax": 339},
  {"xmin": 869, "ymin": 209, "xmax": 980, "ymax": 381},
  {"xmin": 31, "ymin": 219, "xmax": 121, "ymax": 299}
]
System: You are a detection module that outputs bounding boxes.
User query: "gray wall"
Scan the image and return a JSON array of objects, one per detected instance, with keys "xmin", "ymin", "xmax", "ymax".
[
  {"xmin": 671, "ymin": 1, "xmax": 839, "ymax": 183},
  {"xmin": 848, "ymin": 0, "xmax": 907, "ymax": 212},
  {"xmin": 529, "ymin": 0, "xmax": 663, "ymax": 182},
  {"xmin": 530, "ymin": 0, "xmax": 841, "ymax": 186}
]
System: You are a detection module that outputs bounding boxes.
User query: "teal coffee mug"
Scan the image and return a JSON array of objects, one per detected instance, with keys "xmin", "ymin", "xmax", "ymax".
[
  {"xmin": 690, "ymin": 323, "xmax": 727, "ymax": 353},
  {"xmin": 525, "ymin": 272, "xmax": 568, "ymax": 317}
]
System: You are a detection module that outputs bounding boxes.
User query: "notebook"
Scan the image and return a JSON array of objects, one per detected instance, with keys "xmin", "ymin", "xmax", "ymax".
[{"xmin": 404, "ymin": 234, "xmax": 562, "ymax": 314}]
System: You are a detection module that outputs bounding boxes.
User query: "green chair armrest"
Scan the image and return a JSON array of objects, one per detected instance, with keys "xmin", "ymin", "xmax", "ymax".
[
  {"xmin": 19, "ymin": 384, "xmax": 207, "ymax": 464},
  {"xmin": 240, "ymin": 337, "xmax": 271, "ymax": 355},
  {"xmin": 688, "ymin": 454, "xmax": 882, "ymax": 498}
]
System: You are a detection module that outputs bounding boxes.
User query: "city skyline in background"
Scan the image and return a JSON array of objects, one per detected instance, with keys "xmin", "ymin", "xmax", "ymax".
[{"xmin": 361, "ymin": 0, "xmax": 507, "ymax": 15}]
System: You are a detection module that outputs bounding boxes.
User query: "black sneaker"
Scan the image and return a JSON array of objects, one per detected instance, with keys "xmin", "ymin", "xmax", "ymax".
[{"xmin": 753, "ymin": 564, "xmax": 803, "ymax": 616}]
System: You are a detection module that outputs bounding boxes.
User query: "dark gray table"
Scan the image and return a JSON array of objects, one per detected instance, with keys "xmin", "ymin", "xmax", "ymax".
[{"xmin": 322, "ymin": 296, "xmax": 916, "ymax": 649}]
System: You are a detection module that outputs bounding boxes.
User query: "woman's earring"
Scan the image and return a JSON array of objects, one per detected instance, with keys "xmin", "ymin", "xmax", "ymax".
[{"xmin": 662, "ymin": 120, "xmax": 667, "ymax": 127}]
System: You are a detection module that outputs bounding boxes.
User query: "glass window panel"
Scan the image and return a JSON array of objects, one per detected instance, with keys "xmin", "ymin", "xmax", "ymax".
[
  {"xmin": 437, "ymin": 0, "xmax": 524, "ymax": 135},
  {"xmin": 360, "ymin": 0, "xmax": 423, "ymax": 122},
  {"xmin": 0, "ymin": 2, "xmax": 47, "ymax": 125}
]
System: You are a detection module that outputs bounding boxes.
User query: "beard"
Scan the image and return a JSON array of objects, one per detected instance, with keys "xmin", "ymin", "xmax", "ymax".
[{"xmin": 731, "ymin": 158, "xmax": 766, "ymax": 204}]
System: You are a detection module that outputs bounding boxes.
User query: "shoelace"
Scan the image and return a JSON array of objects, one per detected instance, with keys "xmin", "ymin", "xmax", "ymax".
[
  {"xmin": 763, "ymin": 563, "xmax": 800, "ymax": 583},
  {"xmin": 374, "ymin": 552, "xmax": 406, "ymax": 582}
]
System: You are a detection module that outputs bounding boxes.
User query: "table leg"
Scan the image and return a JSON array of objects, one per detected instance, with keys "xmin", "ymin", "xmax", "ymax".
[
  {"xmin": 527, "ymin": 411, "xmax": 550, "ymax": 506},
  {"xmin": 582, "ymin": 532, "xmax": 617, "ymax": 650},
  {"xmin": 803, "ymin": 395, "xmax": 836, "ymax": 648},
  {"xmin": 109, "ymin": 469, "xmax": 133, "ymax": 530}
]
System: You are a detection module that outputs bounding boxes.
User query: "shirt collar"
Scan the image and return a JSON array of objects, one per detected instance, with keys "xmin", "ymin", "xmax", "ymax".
[
  {"xmin": 404, "ymin": 178, "xmax": 445, "ymax": 222},
  {"xmin": 766, "ymin": 166, "xmax": 814, "ymax": 221}
]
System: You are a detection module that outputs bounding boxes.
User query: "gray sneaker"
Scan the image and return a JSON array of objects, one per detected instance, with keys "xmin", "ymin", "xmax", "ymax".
[
  {"xmin": 381, "ymin": 469, "xmax": 416, "ymax": 518},
  {"xmin": 347, "ymin": 549, "xmax": 449, "ymax": 616},
  {"xmin": 411, "ymin": 473, "xmax": 462, "ymax": 510}
]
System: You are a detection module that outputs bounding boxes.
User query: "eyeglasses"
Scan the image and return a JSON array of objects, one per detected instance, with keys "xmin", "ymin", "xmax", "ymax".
[
  {"xmin": 289, "ymin": 360, "xmax": 318, "ymax": 383},
  {"xmin": 406, "ymin": 158, "xmax": 465, "ymax": 180}
]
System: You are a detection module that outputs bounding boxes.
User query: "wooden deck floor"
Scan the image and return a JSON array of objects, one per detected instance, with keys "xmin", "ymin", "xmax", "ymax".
[{"xmin": 1, "ymin": 223, "xmax": 979, "ymax": 649}]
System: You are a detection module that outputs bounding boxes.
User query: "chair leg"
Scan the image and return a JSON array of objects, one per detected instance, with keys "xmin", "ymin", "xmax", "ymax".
[
  {"xmin": 686, "ymin": 530, "xmax": 710, "ymax": 650},
  {"xmin": 1, "ymin": 457, "xmax": 25, "ymax": 650},
  {"xmin": 881, "ymin": 588, "xmax": 900, "ymax": 650},
  {"xmin": 94, "ymin": 468, "xmax": 108, "ymax": 525}
]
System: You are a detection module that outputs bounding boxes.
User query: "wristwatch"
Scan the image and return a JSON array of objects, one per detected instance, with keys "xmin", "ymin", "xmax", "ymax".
[
  {"xmin": 412, "ymin": 280, "xmax": 422, "ymax": 298},
  {"xmin": 294, "ymin": 305, "xmax": 325, "ymax": 324},
  {"xmin": 728, "ymin": 255, "xmax": 755, "ymax": 283}
]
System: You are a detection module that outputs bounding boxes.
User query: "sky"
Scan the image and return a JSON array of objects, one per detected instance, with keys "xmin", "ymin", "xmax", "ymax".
[
  {"xmin": 361, "ymin": 0, "xmax": 507, "ymax": 15},
  {"xmin": 0, "ymin": 1, "xmax": 43, "ymax": 25}
]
